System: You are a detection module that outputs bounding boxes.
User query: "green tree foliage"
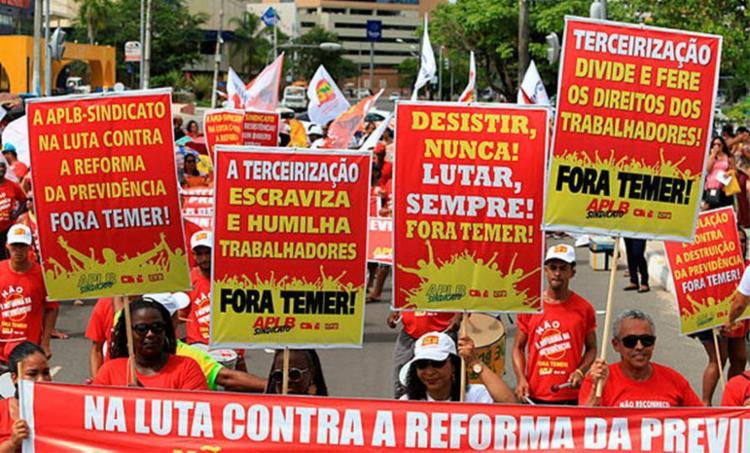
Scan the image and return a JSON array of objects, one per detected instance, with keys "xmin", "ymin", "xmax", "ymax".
[
  {"xmin": 290, "ymin": 26, "xmax": 358, "ymax": 82},
  {"xmin": 72, "ymin": 0, "xmax": 206, "ymax": 82},
  {"xmin": 430, "ymin": 0, "xmax": 746, "ymax": 100},
  {"xmin": 229, "ymin": 12, "xmax": 282, "ymax": 80}
]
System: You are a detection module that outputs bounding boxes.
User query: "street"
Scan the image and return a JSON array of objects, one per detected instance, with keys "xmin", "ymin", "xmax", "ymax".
[{"xmin": 51, "ymin": 241, "xmax": 710, "ymax": 403}]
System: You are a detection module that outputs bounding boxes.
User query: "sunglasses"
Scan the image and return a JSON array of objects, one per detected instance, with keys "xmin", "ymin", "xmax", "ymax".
[
  {"xmin": 271, "ymin": 368, "xmax": 309, "ymax": 382},
  {"xmin": 184, "ymin": 159, "xmax": 196, "ymax": 163},
  {"xmin": 132, "ymin": 322, "xmax": 166, "ymax": 335},
  {"xmin": 415, "ymin": 359, "xmax": 449, "ymax": 370},
  {"xmin": 619, "ymin": 334, "xmax": 656, "ymax": 348}
]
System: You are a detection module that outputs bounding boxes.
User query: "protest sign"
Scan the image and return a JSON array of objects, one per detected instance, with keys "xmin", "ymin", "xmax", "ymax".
[
  {"xmin": 181, "ymin": 187, "xmax": 214, "ymax": 230},
  {"xmin": 664, "ymin": 207, "xmax": 746, "ymax": 335},
  {"xmin": 393, "ymin": 102, "xmax": 547, "ymax": 312},
  {"xmin": 203, "ymin": 109, "xmax": 245, "ymax": 159},
  {"xmin": 544, "ymin": 17, "xmax": 722, "ymax": 241},
  {"xmin": 210, "ymin": 147, "xmax": 370, "ymax": 348},
  {"xmin": 26, "ymin": 90, "xmax": 190, "ymax": 299},
  {"xmin": 21, "ymin": 381, "xmax": 750, "ymax": 452},
  {"xmin": 243, "ymin": 111, "xmax": 280, "ymax": 147},
  {"xmin": 367, "ymin": 217, "xmax": 392, "ymax": 264}
]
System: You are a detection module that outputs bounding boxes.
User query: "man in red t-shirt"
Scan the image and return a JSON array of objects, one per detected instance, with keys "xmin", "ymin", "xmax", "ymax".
[
  {"xmin": 0, "ymin": 162, "xmax": 26, "ymax": 259},
  {"xmin": 0, "ymin": 224, "xmax": 58, "ymax": 361},
  {"xmin": 580, "ymin": 309, "xmax": 702, "ymax": 407},
  {"xmin": 513, "ymin": 244, "xmax": 597, "ymax": 404},
  {"xmin": 387, "ymin": 310, "xmax": 459, "ymax": 398},
  {"xmin": 185, "ymin": 230, "xmax": 212, "ymax": 345}
]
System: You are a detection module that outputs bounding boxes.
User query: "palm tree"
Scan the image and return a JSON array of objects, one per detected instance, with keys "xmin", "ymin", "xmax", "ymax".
[
  {"xmin": 229, "ymin": 12, "xmax": 277, "ymax": 79},
  {"xmin": 77, "ymin": 0, "xmax": 112, "ymax": 44}
]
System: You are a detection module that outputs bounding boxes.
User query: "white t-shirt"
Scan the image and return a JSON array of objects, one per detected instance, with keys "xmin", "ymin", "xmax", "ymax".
[
  {"xmin": 739, "ymin": 266, "xmax": 750, "ymax": 296},
  {"xmin": 399, "ymin": 384, "xmax": 493, "ymax": 403}
]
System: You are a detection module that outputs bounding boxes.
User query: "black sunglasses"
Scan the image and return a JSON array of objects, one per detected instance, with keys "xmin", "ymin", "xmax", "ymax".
[
  {"xmin": 415, "ymin": 359, "xmax": 448, "ymax": 370},
  {"xmin": 620, "ymin": 334, "xmax": 656, "ymax": 348},
  {"xmin": 271, "ymin": 367, "xmax": 309, "ymax": 382},
  {"xmin": 132, "ymin": 322, "xmax": 166, "ymax": 335}
]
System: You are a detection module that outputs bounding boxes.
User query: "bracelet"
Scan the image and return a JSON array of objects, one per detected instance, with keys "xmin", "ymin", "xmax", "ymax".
[{"xmin": 573, "ymin": 368, "xmax": 585, "ymax": 378}]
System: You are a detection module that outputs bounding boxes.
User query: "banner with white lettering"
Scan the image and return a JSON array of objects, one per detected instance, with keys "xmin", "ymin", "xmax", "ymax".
[{"xmin": 20, "ymin": 382, "xmax": 750, "ymax": 452}]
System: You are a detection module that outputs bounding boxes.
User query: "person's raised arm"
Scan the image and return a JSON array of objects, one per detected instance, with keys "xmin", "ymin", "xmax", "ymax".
[
  {"xmin": 41, "ymin": 305, "xmax": 58, "ymax": 359},
  {"xmin": 570, "ymin": 330, "xmax": 598, "ymax": 388},
  {"xmin": 89, "ymin": 341, "xmax": 104, "ymax": 379},
  {"xmin": 458, "ymin": 335, "xmax": 515, "ymax": 403},
  {"xmin": 581, "ymin": 358, "xmax": 608, "ymax": 407},
  {"xmin": 0, "ymin": 419, "xmax": 29, "ymax": 453},
  {"xmin": 216, "ymin": 368, "xmax": 267, "ymax": 393}
]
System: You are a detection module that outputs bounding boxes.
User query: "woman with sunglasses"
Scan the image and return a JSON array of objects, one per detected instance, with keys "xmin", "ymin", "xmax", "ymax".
[
  {"xmin": 265, "ymin": 349, "xmax": 328, "ymax": 396},
  {"xmin": 93, "ymin": 299, "xmax": 207, "ymax": 390},
  {"xmin": 0, "ymin": 342, "xmax": 50, "ymax": 453},
  {"xmin": 399, "ymin": 332, "xmax": 515, "ymax": 403},
  {"xmin": 180, "ymin": 153, "xmax": 209, "ymax": 188}
]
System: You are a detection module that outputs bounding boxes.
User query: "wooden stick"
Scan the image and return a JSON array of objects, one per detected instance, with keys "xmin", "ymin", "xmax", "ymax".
[
  {"xmin": 459, "ymin": 312, "xmax": 467, "ymax": 402},
  {"xmin": 712, "ymin": 328, "xmax": 727, "ymax": 389},
  {"xmin": 596, "ymin": 237, "xmax": 620, "ymax": 398},
  {"xmin": 16, "ymin": 361, "xmax": 24, "ymax": 421},
  {"xmin": 282, "ymin": 347, "xmax": 290, "ymax": 395},
  {"xmin": 122, "ymin": 296, "xmax": 137, "ymax": 386}
]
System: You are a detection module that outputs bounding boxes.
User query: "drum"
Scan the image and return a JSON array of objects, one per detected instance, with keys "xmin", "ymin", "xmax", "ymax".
[
  {"xmin": 208, "ymin": 348, "xmax": 238, "ymax": 370},
  {"xmin": 464, "ymin": 314, "xmax": 506, "ymax": 384}
]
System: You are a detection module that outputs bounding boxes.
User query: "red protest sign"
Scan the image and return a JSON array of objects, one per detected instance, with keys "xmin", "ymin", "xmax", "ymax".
[
  {"xmin": 181, "ymin": 187, "xmax": 214, "ymax": 230},
  {"xmin": 242, "ymin": 111, "xmax": 280, "ymax": 146},
  {"xmin": 545, "ymin": 18, "xmax": 722, "ymax": 241},
  {"xmin": 26, "ymin": 90, "xmax": 190, "ymax": 299},
  {"xmin": 210, "ymin": 147, "xmax": 370, "ymax": 348},
  {"xmin": 21, "ymin": 381, "xmax": 750, "ymax": 451},
  {"xmin": 203, "ymin": 109, "xmax": 245, "ymax": 160},
  {"xmin": 393, "ymin": 102, "xmax": 547, "ymax": 312},
  {"xmin": 664, "ymin": 207, "xmax": 745, "ymax": 334},
  {"xmin": 367, "ymin": 217, "xmax": 392, "ymax": 264}
]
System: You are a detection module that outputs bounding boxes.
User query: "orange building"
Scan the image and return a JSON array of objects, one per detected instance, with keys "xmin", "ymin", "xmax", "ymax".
[{"xmin": 0, "ymin": 35, "xmax": 115, "ymax": 94}]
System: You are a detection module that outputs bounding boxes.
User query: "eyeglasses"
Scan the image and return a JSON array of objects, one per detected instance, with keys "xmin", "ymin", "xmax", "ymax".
[
  {"xmin": 132, "ymin": 322, "xmax": 166, "ymax": 335},
  {"xmin": 620, "ymin": 334, "xmax": 656, "ymax": 348},
  {"xmin": 415, "ymin": 359, "xmax": 448, "ymax": 370},
  {"xmin": 271, "ymin": 367, "xmax": 309, "ymax": 382},
  {"xmin": 184, "ymin": 159, "xmax": 196, "ymax": 164}
]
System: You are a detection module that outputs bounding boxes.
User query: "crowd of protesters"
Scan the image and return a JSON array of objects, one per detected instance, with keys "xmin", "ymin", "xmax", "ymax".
[{"xmin": 0, "ymin": 109, "xmax": 750, "ymax": 451}]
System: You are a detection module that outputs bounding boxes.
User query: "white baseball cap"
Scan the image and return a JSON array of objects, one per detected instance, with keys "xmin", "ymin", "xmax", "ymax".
[
  {"xmin": 190, "ymin": 230, "xmax": 212, "ymax": 250},
  {"xmin": 7, "ymin": 224, "xmax": 32, "ymax": 246},
  {"xmin": 545, "ymin": 243, "xmax": 576, "ymax": 264},
  {"xmin": 144, "ymin": 292, "xmax": 190, "ymax": 316},
  {"xmin": 398, "ymin": 332, "xmax": 457, "ymax": 386}
]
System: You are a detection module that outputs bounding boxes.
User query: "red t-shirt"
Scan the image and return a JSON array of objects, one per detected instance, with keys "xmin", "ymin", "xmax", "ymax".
[
  {"xmin": 186, "ymin": 267, "xmax": 211, "ymax": 344},
  {"xmin": 579, "ymin": 362, "xmax": 703, "ymax": 407},
  {"xmin": 0, "ymin": 398, "xmax": 12, "ymax": 444},
  {"xmin": 85, "ymin": 297, "xmax": 115, "ymax": 359},
  {"xmin": 0, "ymin": 261, "xmax": 58, "ymax": 361},
  {"xmin": 402, "ymin": 311, "xmax": 455, "ymax": 339},
  {"xmin": 516, "ymin": 292, "xmax": 596, "ymax": 401},
  {"xmin": 0, "ymin": 180, "xmax": 25, "ymax": 232},
  {"xmin": 721, "ymin": 372, "xmax": 750, "ymax": 406},
  {"xmin": 10, "ymin": 162, "xmax": 28, "ymax": 180},
  {"xmin": 93, "ymin": 355, "xmax": 208, "ymax": 390}
]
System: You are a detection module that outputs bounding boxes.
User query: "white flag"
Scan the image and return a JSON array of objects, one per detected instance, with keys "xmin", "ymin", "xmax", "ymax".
[
  {"xmin": 245, "ymin": 53, "xmax": 285, "ymax": 111},
  {"xmin": 307, "ymin": 65, "xmax": 351, "ymax": 126},
  {"xmin": 517, "ymin": 60, "xmax": 550, "ymax": 105},
  {"xmin": 360, "ymin": 111, "xmax": 394, "ymax": 151},
  {"xmin": 458, "ymin": 51, "xmax": 476, "ymax": 103},
  {"xmin": 411, "ymin": 15, "xmax": 436, "ymax": 101},
  {"xmin": 227, "ymin": 67, "xmax": 249, "ymax": 109}
]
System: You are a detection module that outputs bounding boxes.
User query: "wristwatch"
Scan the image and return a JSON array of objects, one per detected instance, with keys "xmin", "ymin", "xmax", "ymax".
[{"xmin": 471, "ymin": 362, "xmax": 483, "ymax": 375}]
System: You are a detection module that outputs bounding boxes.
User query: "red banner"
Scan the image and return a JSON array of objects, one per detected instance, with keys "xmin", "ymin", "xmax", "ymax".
[
  {"xmin": 367, "ymin": 217, "xmax": 392, "ymax": 264},
  {"xmin": 203, "ymin": 109, "xmax": 245, "ymax": 160},
  {"xmin": 393, "ymin": 102, "xmax": 547, "ymax": 312},
  {"xmin": 21, "ymin": 381, "xmax": 750, "ymax": 452},
  {"xmin": 26, "ymin": 90, "xmax": 190, "ymax": 299},
  {"xmin": 210, "ymin": 147, "xmax": 370, "ymax": 348},
  {"xmin": 664, "ymin": 207, "xmax": 745, "ymax": 334},
  {"xmin": 544, "ymin": 18, "xmax": 722, "ymax": 241},
  {"xmin": 242, "ymin": 111, "xmax": 280, "ymax": 147}
]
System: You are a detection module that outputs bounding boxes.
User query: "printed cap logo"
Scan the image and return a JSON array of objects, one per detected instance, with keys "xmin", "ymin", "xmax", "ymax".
[{"xmin": 421, "ymin": 335, "xmax": 439, "ymax": 346}]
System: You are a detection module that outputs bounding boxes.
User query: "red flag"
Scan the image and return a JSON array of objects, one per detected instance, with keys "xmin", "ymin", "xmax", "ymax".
[{"xmin": 323, "ymin": 90, "xmax": 382, "ymax": 149}]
